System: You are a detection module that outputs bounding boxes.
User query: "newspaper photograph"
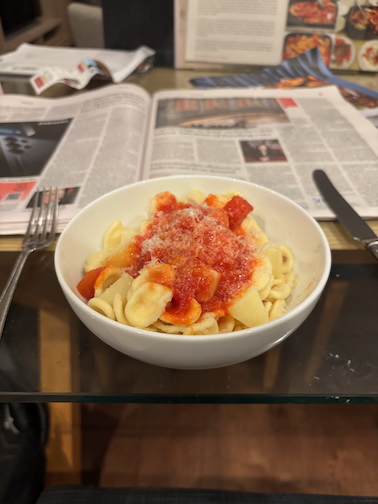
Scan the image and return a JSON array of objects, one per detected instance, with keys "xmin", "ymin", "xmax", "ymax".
[
  {"xmin": 0, "ymin": 83, "xmax": 151, "ymax": 233},
  {"xmin": 144, "ymin": 85, "xmax": 378, "ymax": 220},
  {"xmin": 182, "ymin": 0, "xmax": 378, "ymax": 73}
]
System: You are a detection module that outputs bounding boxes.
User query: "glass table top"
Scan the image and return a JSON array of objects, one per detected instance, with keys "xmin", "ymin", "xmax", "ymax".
[{"xmin": 0, "ymin": 249, "xmax": 377, "ymax": 404}]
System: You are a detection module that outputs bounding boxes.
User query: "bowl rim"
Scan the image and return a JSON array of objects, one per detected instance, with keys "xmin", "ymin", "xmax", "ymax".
[{"xmin": 55, "ymin": 175, "xmax": 332, "ymax": 342}]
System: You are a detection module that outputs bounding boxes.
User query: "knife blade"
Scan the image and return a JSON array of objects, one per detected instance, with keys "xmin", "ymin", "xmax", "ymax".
[{"xmin": 313, "ymin": 169, "xmax": 378, "ymax": 261}]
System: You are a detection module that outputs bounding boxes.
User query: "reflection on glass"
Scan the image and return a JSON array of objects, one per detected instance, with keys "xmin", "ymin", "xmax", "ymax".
[{"xmin": 0, "ymin": 250, "xmax": 377, "ymax": 402}]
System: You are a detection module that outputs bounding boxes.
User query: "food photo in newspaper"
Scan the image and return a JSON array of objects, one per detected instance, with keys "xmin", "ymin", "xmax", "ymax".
[{"xmin": 180, "ymin": 0, "xmax": 378, "ymax": 73}]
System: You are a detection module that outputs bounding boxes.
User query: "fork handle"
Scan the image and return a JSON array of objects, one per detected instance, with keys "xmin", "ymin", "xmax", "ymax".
[{"xmin": 0, "ymin": 249, "xmax": 33, "ymax": 339}]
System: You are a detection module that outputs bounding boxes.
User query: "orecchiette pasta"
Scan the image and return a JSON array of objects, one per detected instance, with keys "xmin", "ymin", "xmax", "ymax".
[{"xmin": 76, "ymin": 190, "xmax": 297, "ymax": 335}]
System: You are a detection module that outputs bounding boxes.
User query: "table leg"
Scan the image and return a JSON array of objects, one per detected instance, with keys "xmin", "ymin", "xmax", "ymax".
[{"xmin": 39, "ymin": 305, "xmax": 82, "ymax": 485}]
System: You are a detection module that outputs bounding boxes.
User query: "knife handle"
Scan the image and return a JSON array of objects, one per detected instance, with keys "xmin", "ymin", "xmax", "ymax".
[{"xmin": 365, "ymin": 239, "xmax": 378, "ymax": 261}]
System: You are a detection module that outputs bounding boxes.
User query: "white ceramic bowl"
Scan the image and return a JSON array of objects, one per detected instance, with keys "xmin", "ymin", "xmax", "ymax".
[{"xmin": 55, "ymin": 175, "xmax": 331, "ymax": 370}]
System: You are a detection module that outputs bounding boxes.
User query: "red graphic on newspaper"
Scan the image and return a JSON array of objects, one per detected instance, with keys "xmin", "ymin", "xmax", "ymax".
[
  {"xmin": 32, "ymin": 75, "xmax": 46, "ymax": 89},
  {"xmin": 278, "ymin": 98, "xmax": 298, "ymax": 108},
  {"xmin": 0, "ymin": 181, "xmax": 36, "ymax": 203}
]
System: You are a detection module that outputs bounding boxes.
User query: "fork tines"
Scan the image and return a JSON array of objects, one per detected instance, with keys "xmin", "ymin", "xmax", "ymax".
[{"xmin": 25, "ymin": 187, "xmax": 59, "ymax": 247}]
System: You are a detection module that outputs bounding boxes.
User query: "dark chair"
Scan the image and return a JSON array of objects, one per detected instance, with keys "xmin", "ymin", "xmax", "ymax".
[
  {"xmin": 102, "ymin": 0, "xmax": 174, "ymax": 66},
  {"xmin": 0, "ymin": 403, "xmax": 47, "ymax": 504}
]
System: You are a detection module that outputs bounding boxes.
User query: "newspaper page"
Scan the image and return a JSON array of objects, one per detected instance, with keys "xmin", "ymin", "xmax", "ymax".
[
  {"xmin": 143, "ymin": 85, "xmax": 378, "ymax": 220},
  {"xmin": 185, "ymin": 0, "xmax": 289, "ymax": 66},
  {"xmin": 0, "ymin": 44, "xmax": 155, "ymax": 95},
  {"xmin": 188, "ymin": 47, "xmax": 378, "ymax": 128},
  {"xmin": 174, "ymin": 0, "xmax": 224, "ymax": 69},
  {"xmin": 0, "ymin": 83, "xmax": 151, "ymax": 234}
]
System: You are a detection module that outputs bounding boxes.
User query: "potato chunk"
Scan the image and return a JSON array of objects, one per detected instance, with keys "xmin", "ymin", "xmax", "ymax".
[
  {"xmin": 99, "ymin": 273, "xmax": 133, "ymax": 304},
  {"xmin": 229, "ymin": 285, "xmax": 269, "ymax": 328}
]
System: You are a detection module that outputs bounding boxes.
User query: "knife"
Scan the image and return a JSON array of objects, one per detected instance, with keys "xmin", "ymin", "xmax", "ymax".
[{"xmin": 313, "ymin": 169, "xmax": 378, "ymax": 261}]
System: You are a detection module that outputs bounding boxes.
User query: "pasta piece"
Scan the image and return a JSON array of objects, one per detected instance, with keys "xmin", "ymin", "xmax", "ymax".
[
  {"xmin": 218, "ymin": 316, "xmax": 235, "ymax": 333},
  {"xmin": 88, "ymin": 297, "xmax": 116, "ymax": 320},
  {"xmin": 153, "ymin": 320, "xmax": 187, "ymax": 334},
  {"xmin": 252, "ymin": 256, "xmax": 273, "ymax": 292},
  {"xmin": 140, "ymin": 263, "xmax": 175, "ymax": 286},
  {"xmin": 269, "ymin": 299, "xmax": 286, "ymax": 321},
  {"xmin": 127, "ymin": 270, "xmax": 148, "ymax": 300},
  {"xmin": 254, "ymin": 230, "xmax": 268, "ymax": 246},
  {"xmin": 94, "ymin": 265, "xmax": 124, "ymax": 297},
  {"xmin": 160, "ymin": 297, "xmax": 202, "ymax": 326},
  {"xmin": 284, "ymin": 271, "xmax": 297, "ymax": 289},
  {"xmin": 229, "ymin": 285, "xmax": 269, "ymax": 328},
  {"xmin": 99, "ymin": 273, "xmax": 133, "ymax": 304},
  {"xmin": 84, "ymin": 250, "xmax": 109, "ymax": 272},
  {"xmin": 234, "ymin": 321, "xmax": 248, "ymax": 331},
  {"xmin": 281, "ymin": 245, "xmax": 294, "ymax": 273},
  {"xmin": 225, "ymin": 189, "xmax": 242, "ymax": 199},
  {"xmin": 127, "ymin": 263, "xmax": 175, "ymax": 300},
  {"xmin": 240, "ymin": 215, "xmax": 268, "ymax": 244},
  {"xmin": 102, "ymin": 238, "xmax": 139, "ymax": 268},
  {"xmin": 263, "ymin": 243, "xmax": 284, "ymax": 279},
  {"xmin": 183, "ymin": 317, "xmax": 219, "ymax": 335},
  {"xmin": 125, "ymin": 281, "xmax": 173, "ymax": 328},
  {"xmin": 258, "ymin": 275, "xmax": 274, "ymax": 301},
  {"xmin": 139, "ymin": 220, "xmax": 150, "ymax": 236},
  {"xmin": 263, "ymin": 301, "xmax": 273, "ymax": 316},
  {"xmin": 186, "ymin": 188, "xmax": 206, "ymax": 205},
  {"xmin": 239, "ymin": 215, "xmax": 255, "ymax": 234},
  {"xmin": 265, "ymin": 282, "xmax": 291, "ymax": 301},
  {"xmin": 104, "ymin": 220, "xmax": 127, "ymax": 250},
  {"xmin": 121, "ymin": 226, "xmax": 139, "ymax": 243},
  {"xmin": 113, "ymin": 293, "xmax": 129, "ymax": 325},
  {"xmin": 272, "ymin": 277, "xmax": 283, "ymax": 285},
  {"xmin": 144, "ymin": 325, "xmax": 159, "ymax": 332}
]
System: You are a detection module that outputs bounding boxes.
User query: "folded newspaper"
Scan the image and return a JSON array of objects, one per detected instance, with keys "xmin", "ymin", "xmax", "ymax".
[
  {"xmin": 0, "ymin": 82, "xmax": 378, "ymax": 234},
  {"xmin": 0, "ymin": 43, "xmax": 155, "ymax": 94}
]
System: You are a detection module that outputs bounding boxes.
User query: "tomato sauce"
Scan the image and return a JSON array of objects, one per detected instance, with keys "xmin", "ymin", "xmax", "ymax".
[{"xmin": 125, "ymin": 192, "xmax": 259, "ymax": 318}]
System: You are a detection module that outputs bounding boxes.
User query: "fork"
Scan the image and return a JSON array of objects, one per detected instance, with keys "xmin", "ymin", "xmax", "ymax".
[{"xmin": 0, "ymin": 187, "xmax": 59, "ymax": 339}]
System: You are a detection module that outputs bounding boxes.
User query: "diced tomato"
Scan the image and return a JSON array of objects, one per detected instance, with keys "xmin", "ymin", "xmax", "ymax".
[
  {"xmin": 77, "ymin": 267, "xmax": 104, "ymax": 299},
  {"xmin": 223, "ymin": 195, "xmax": 253, "ymax": 230},
  {"xmin": 154, "ymin": 191, "xmax": 178, "ymax": 212}
]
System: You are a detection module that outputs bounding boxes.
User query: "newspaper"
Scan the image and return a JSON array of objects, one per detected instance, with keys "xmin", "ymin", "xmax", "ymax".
[
  {"xmin": 1, "ymin": 82, "xmax": 378, "ymax": 234},
  {"xmin": 185, "ymin": 0, "xmax": 289, "ymax": 66},
  {"xmin": 182, "ymin": 0, "xmax": 378, "ymax": 73},
  {"xmin": 0, "ymin": 44, "xmax": 155, "ymax": 95},
  {"xmin": 189, "ymin": 47, "xmax": 378, "ymax": 128},
  {"xmin": 174, "ymin": 0, "xmax": 228, "ymax": 69}
]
